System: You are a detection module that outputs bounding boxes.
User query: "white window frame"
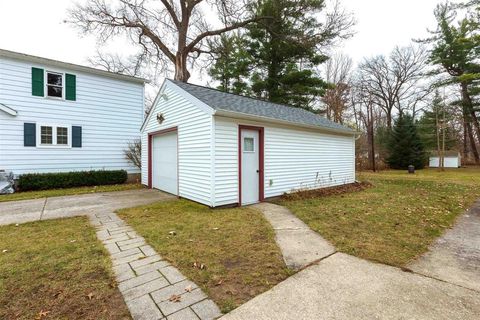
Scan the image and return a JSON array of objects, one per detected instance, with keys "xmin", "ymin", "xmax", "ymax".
[
  {"xmin": 45, "ymin": 70, "xmax": 65, "ymax": 100},
  {"xmin": 243, "ymin": 136, "xmax": 255, "ymax": 153},
  {"xmin": 36, "ymin": 124, "xmax": 71, "ymax": 148}
]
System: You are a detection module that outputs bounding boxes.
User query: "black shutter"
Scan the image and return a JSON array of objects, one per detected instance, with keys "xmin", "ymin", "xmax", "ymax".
[
  {"xmin": 24, "ymin": 123, "xmax": 36, "ymax": 146},
  {"xmin": 72, "ymin": 126, "xmax": 82, "ymax": 148}
]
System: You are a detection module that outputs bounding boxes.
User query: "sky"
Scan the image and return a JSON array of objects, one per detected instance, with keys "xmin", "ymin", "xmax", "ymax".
[{"xmin": 0, "ymin": 0, "xmax": 458, "ymax": 85}]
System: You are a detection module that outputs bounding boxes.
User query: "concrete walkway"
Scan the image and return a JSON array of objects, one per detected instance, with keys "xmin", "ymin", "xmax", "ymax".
[
  {"xmin": 222, "ymin": 202, "xmax": 480, "ymax": 320},
  {"xmin": 408, "ymin": 200, "xmax": 480, "ymax": 292},
  {"xmin": 90, "ymin": 210, "xmax": 221, "ymax": 320},
  {"xmin": 0, "ymin": 190, "xmax": 222, "ymax": 320},
  {"xmin": 253, "ymin": 203, "xmax": 335, "ymax": 270}
]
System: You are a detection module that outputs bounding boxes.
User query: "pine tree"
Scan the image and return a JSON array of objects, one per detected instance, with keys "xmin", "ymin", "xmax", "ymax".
[
  {"xmin": 208, "ymin": 0, "xmax": 354, "ymax": 112},
  {"xmin": 387, "ymin": 114, "xmax": 427, "ymax": 169},
  {"xmin": 420, "ymin": 1, "xmax": 480, "ymax": 162},
  {"xmin": 246, "ymin": 0, "xmax": 329, "ymax": 110},
  {"xmin": 208, "ymin": 34, "xmax": 252, "ymax": 95}
]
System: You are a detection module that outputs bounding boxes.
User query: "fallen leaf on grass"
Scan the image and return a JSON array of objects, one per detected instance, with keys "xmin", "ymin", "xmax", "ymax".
[
  {"xmin": 2, "ymin": 249, "xmax": 7, "ymax": 253},
  {"xmin": 169, "ymin": 294, "xmax": 181, "ymax": 302},
  {"xmin": 87, "ymin": 292, "xmax": 94, "ymax": 300},
  {"xmin": 215, "ymin": 279, "xmax": 224, "ymax": 286},
  {"xmin": 35, "ymin": 310, "xmax": 50, "ymax": 319}
]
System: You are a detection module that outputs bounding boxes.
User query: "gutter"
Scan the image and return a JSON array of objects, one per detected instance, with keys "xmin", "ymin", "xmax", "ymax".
[{"xmin": 213, "ymin": 109, "xmax": 360, "ymax": 136}]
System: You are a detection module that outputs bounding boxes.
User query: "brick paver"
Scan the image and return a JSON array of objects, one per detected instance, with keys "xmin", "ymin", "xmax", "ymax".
[{"xmin": 89, "ymin": 211, "xmax": 222, "ymax": 320}]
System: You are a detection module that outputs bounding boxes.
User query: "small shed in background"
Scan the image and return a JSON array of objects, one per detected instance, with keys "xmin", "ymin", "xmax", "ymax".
[{"xmin": 429, "ymin": 151, "xmax": 461, "ymax": 168}]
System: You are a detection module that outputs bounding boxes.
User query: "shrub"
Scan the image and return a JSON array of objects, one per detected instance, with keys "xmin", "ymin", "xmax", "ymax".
[{"xmin": 17, "ymin": 170, "xmax": 128, "ymax": 191}]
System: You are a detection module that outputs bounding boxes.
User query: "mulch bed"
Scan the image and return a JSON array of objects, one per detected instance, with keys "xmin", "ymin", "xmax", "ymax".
[{"xmin": 280, "ymin": 181, "xmax": 372, "ymax": 201}]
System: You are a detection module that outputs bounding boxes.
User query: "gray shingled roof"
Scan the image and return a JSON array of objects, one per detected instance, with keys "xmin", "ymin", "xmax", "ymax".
[{"xmin": 170, "ymin": 80, "xmax": 354, "ymax": 133}]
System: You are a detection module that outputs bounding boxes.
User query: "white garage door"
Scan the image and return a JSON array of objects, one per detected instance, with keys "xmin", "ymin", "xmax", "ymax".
[{"xmin": 152, "ymin": 131, "xmax": 178, "ymax": 195}]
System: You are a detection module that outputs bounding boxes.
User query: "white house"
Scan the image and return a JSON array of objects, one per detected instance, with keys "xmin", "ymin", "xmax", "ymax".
[
  {"xmin": 141, "ymin": 79, "xmax": 356, "ymax": 207},
  {"xmin": 0, "ymin": 49, "xmax": 145, "ymax": 179},
  {"xmin": 429, "ymin": 151, "xmax": 461, "ymax": 168}
]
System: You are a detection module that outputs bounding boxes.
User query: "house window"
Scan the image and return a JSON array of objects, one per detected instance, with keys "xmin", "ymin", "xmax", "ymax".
[
  {"xmin": 38, "ymin": 125, "xmax": 71, "ymax": 147},
  {"xmin": 56, "ymin": 127, "xmax": 68, "ymax": 145},
  {"xmin": 46, "ymin": 72, "xmax": 63, "ymax": 98},
  {"xmin": 40, "ymin": 126, "xmax": 53, "ymax": 145},
  {"xmin": 244, "ymin": 137, "xmax": 254, "ymax": 152}
]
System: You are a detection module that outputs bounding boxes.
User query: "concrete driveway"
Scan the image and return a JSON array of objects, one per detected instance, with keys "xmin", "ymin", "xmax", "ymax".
[
  {"xmin": 409, "ymin": 200, "xmax": 480, "ymax": 292},
  {"xmin": 222, "ymin": 202, "xmax": 480, "ymax": 320},
  {"xmin": 0, "ymin": 189, "xmax": 175, "ymax": 226},
  {"xmin": 222, "ymin": 253, "xmax": 480, "ymax": 320}
]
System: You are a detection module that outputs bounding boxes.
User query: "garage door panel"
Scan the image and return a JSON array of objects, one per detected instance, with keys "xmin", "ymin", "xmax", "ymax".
[{"xmin": 152, "ymin": 132, "xmax": 178, "ymax": 195}]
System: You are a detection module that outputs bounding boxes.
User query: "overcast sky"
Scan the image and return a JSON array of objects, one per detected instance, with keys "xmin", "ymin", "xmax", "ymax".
[{"xmin": 0, "ymin": 0, "xmax": 457, "ymax": 85}]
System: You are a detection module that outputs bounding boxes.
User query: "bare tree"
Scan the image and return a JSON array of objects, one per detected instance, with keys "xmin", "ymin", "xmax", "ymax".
[
  {"xmin": 357, "ymin": 45, "xmax": 429, "ymax": 128},
  {"xmin": 322, "ymin": 53, "xmax": 353, "ymax": 124},
  {"xmin": 351, "ymin": 83, "xmax": 381, "ymax": 171},
  {"xmin": 124, "ymin": 139, "xmax": 142, "ymax": 169},
  {"xmin": 68, "ymin": 0, "xmax": 265, "ymax": 82}
]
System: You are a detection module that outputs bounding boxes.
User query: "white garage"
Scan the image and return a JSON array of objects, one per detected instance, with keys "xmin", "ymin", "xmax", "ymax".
[{"xmin": 141, "ymin": 79, "xmax": 357, "ymax": 207}]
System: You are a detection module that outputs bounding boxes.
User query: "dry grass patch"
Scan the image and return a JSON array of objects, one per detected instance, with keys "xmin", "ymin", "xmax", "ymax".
[
  {"xmin": 0, "ymin": 183, "xmax": 143, "ymax": 203},
  {"xmin": 279, "ymin": 168, "xmax": 480, "ymax": 266},
  {"xmin": 118, "ymin": 199, "xmax": 289, "ymax": 313},
  {"xmin": 0, "ymin": 217, "xmax": 130, "ymax": 320}
]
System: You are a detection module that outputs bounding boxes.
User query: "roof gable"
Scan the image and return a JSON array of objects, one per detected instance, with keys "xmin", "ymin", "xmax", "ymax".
[{"xmin": 140, "ymin": 79, "xmax": 215, "ymax": 132}]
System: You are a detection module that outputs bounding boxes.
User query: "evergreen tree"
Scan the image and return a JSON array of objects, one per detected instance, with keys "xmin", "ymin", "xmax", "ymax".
[
  {"xmin": 247, "ymin": 0, "xmax": 329, "ymax": 110},
  {"xmin": 208, "ymin": 34, "xmax": 251, "ymax": 95},
  {"xmin": 387, "ymin": 114, "xmax": 427, "ymax": 169},
  {"xmin": 420, "ymin": 1, "xmax": 480, "ymax": 162},
  {"xmin": 208, "ymin": 0, "xmax": 354, "ymax": 112}
]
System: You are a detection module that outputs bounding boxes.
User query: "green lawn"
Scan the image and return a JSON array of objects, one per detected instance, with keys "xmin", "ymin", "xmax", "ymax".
[
  {"xmin": 0, "ymin": 183, "xmax": 143, "ymax": 203},
  {"xmin": 118, "ymin": 199, "xmax": 290, "ymax": 313},
  {"xmin": 0, "ymin": 217, "xmax": 130, "ymax": 319},
  {"xmin": 278, "ymin": 168, "xmax": 480, "ymax": 266}
]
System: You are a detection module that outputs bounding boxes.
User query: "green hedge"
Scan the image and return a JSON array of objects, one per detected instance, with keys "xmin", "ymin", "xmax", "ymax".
[{"xmin": 17, "ymin": 170, "xmax": 128, "ymax": 191}]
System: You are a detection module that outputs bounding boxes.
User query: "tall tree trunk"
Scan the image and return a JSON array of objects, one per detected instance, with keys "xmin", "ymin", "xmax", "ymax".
[
  {"xmin": 466, "ymin": 121, "xmax": 480, "ymax": 164},
  {"xmin": 367, "ymin": 104, "xmax": 376, "ymax": 171},
  {"xmin": 174, "ymin": 52, "xmax": 190, "ymax": 82},
  {"xmin": 461, "ymin": 82, "xmax": 480, "ymax": 143},
  {"xmin": 463, "ymin": 115, "xmax": 468, "ymax": 161},
  {"xmin": 386, "ymin": 110, "xmax": 392, "ymax": 130}
]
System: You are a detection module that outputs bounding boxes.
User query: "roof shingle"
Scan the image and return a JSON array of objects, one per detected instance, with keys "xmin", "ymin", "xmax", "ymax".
[{"xmin": 170, "ymin": 80, "xmax": 354, "ymax": 133}]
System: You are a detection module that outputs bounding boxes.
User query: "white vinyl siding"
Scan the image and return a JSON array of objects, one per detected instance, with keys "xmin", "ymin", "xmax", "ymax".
[
  {"xmin": 141, "ymin": 82, "xmax": 213, "ymax": 206},
  {"xmin": 213, "ymin": 116, "xmax": 355, "ymax": 205},
  {"xmin": 0, "ymin": 56, "xmax": 143, "ymax": 175}
]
